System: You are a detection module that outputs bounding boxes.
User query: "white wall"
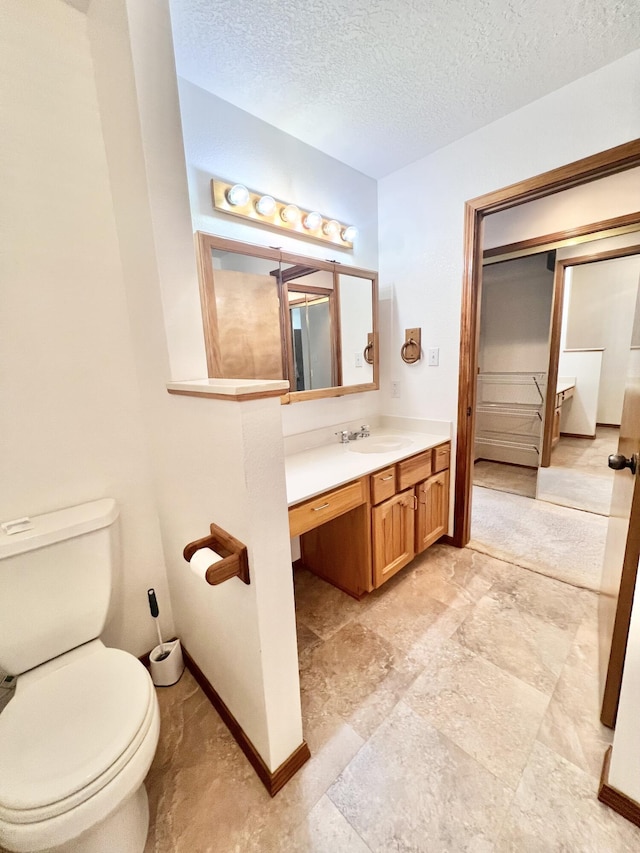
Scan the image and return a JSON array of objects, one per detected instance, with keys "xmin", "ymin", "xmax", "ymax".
[
  {"xmin": 479, "ymin": 254, "xmax": 554, "ymax": 372},
  {"xmin": 0, "ymin": 0, "xmax": 172, "ymax": 657},
  {"xmin": 175, "ymin": 78, "xmax": 382, "ymax": 434},
  {"xmin": 379, "ymin": 49, "xmax": 640, "ymax": 428},
  {"xmin": 565, "ymin": 257, "xmax": 640, "ymax": 424},
  {"xmin": 87, "ymin": 0, "xmax": 302, "ymax": 772}
]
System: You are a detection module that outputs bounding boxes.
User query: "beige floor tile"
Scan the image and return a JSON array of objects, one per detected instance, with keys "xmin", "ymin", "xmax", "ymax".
[
  {"xmin": 299, "ymin": 620, "xmax": 420, "ymax": 740},
  {"xmin": 294, "ymin": 567, "xmax": 369, "ymax": 640},
  {"xmin": 494, "ymin": 741, "xmax": 640, "ymax": 852},
  {"xmin": 487, "ymin": 562, "xmax": 594, "ymax": 631},
  {"xmin": 537, "ymin": 615, "xmax": 613, "ymax": 779},
  {"xmin": 405, "ymin": 638, "xmax": 549, "ymax": 788},
  {"xmin": 328, "ymin": 701, "xmax": 513, "ymax": 853},
  {"xmin": 410, "ymin": 543, "xmax": 498, "ymax": 608},
  {"xmin": 254, "ymin": 795, "xmax": 371, "ymax": 853},
  {"xmin": 455, "ymin": 593, "xmax": 574, "ymax": 694}
]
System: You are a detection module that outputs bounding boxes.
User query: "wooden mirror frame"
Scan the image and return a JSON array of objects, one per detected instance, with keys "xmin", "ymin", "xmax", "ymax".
[{"xmin": 195, "ymin": 232, "xmax": 379, "ymax": 404}]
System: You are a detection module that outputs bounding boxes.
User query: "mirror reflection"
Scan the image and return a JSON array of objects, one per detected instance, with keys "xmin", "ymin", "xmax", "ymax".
[{"xmin": 199, "ymin": 234, "xmax": 378, "ymax": 402}]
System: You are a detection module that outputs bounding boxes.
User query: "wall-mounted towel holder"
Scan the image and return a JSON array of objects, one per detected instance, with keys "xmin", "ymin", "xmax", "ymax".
[
  {"xmin": 401, "ymin": 327, "xmax": 421, "ymax": 364},
  {"xmin": 363, "ymin": 332, "xmax": 374, "ymax": 365},
  {"xmin": 183, "ymin": 523, "xmax": 250, "ymax": 585}
]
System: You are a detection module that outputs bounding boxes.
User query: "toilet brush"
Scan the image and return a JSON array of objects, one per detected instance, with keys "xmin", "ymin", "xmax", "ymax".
[{"xmin": 147, "ymin": 588, "xmax": 169, "ymax": 661}]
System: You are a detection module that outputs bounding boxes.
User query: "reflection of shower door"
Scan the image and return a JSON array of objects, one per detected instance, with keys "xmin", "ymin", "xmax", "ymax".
[{"xmin": 290, "ymin": 299, "xmax": 332, "ymax": 391}]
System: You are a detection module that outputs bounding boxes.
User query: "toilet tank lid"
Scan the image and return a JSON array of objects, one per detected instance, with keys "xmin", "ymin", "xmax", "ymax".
[{"xmin": 0, "ymin": 499, "xmax": 119, "ymax": 560}]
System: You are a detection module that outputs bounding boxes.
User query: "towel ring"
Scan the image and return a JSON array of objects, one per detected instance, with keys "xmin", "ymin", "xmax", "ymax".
[
  {"xmin": 401, "ymin": 338, "xmax": 420, "ymax": 364},
  {"xmin": 363, "ymin": 341, "xmax": 374, "ymax": 365}
]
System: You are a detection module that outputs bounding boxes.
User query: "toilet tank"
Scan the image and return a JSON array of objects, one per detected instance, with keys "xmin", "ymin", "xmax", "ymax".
[{"xmin": 0, "ymin": 499, "xmax": 119, "ymax": 675}]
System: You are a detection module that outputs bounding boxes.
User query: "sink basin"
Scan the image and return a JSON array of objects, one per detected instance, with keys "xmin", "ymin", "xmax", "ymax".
[{"xmin": 349, "ymin": 436, "xmax": 413, "ymax": 454}]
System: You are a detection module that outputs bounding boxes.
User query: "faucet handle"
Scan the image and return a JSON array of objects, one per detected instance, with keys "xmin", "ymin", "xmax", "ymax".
[
  {"xmin": 335, "ymin": 430, "xmax": 350, "ymax": 444},
  {"xmin": 361, "ymin": 424, "xmax": 370, "ymax": 436}
]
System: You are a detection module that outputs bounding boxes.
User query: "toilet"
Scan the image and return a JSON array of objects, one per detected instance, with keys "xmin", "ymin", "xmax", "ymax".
[{"xmin": 0, "ymin": 499, "xmax": 160, "ymax": 853}]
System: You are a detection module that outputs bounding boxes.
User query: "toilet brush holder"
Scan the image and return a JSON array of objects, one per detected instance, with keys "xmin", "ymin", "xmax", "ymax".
[{"xmin": 149, "ymin": 638, "xmax": 184, "ymax": 687}]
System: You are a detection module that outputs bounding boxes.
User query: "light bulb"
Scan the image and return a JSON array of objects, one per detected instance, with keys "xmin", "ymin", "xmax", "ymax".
[
  {"xmin": 342, "ymin": 225, "xmax": 358, "ymax": 242},
  {"xmin": 303, "ymin": 211, "xmax": 322, "ymax": 230},
  {"xmin": 281, "ymin": 204, "xmax": 301, "ymax": 224},
  {"xmin": 255, "ymin": 195, "xmax": 276, "ymax": 216},
  {"xmin": 323, "ymin": 219, "xmax": 340, "ymax": 238},
  {"xmin": 226, "ymin": 184, "xmax": 250, "ymax": 206}
]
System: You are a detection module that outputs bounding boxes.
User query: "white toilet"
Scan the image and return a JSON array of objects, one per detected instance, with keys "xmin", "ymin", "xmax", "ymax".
[{"xmin": 0, "ymin": 499, "xmax": 160, "ymax": 853}]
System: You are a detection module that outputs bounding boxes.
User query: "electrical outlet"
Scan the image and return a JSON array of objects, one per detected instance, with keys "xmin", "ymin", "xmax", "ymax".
[
  {"xmin": 355, "ymin": 352, "xmax": 363, "ymax": 368},
  {"xmin": 428, "ymin": 347, "xmax": 439, "ymax": 366},
  {"xmin": 391, "ymin": 380, "xmax": 401, "ymax": 398}
]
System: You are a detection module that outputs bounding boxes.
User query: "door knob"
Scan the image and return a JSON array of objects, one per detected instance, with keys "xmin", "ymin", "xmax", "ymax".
[{"xmin": 608, "ymin": 453, "xmax": 638, "ymax": 475}]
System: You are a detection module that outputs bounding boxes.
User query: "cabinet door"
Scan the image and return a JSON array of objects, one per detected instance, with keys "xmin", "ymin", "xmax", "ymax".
[
  {"xmin": 415, "ymin": 470, "xmax": 449, "ymax": 554},
  {"xmin": 372, "ymin": 489, "xmax": 415, "ymax": 588}
]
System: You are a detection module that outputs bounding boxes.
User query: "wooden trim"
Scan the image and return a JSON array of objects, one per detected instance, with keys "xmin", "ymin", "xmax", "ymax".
[
  {"xmin": 560, "ymin": 431, "xmax": 597, "ymax": 440},
  {"xmin": 597, "ymin": 423, "xmax": 621, "ymax": 429},
  {"xmin": 541, "ymin": 243, "xmax": 640, "ymax": 467},
  {"xmin": 455, "ymin": 139, "xmax": 640, "ymax": 547},
  {"xmin": 599, "ymin": 746, "xmax": 640, "ymax": 829},
  {"xmin": 541, "ymin": 261, "xmax": 566, "ymax": 466},
  {"xmin": 484, "ymin": 211, "xmax": 640, "ymax": 259},
  {"xmin": 439, "ymin": 534, "xmax": 455, "ymax": 546},
  {"xmin": 563, "ymin": 347, "xmax": 605, "ymax": 352},
  {"xmin": 182, "ymin": 646, "xmax": 310, "ymax": 796},
  {"xmin": 467, "ymin": 140, "xmax": 640, "ymax": 213},
  {"xmin": 167, "ymin": 387, "xmax": 286, "ymax": 402},
  {"xmin": 475, "ymin": 458, "xmax": 538, "ymax": 471}
]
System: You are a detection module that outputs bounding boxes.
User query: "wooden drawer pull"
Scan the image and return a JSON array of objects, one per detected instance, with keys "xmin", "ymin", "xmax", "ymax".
[
  {"xmin": 312, "ymin": 502, "xmax": 330, "ymax": 511},
  {"xmin": 381, "ymin": 475, "xmax": 394, "ymax": 481}
]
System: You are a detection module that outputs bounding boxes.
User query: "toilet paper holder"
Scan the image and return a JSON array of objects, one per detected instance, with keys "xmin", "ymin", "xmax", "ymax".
[{"xmin": 183, "ymin": 523, "xmax": 250, "ymax": 585}]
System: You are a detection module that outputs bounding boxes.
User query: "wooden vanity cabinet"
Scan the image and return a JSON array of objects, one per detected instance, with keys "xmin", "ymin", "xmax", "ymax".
[
  {"xmin": 415, "ymin": 469, "xmax": 449, "ymax": 554},
  {"xmin": 293, "ymin": 441, "xmax": 451, "ymax": 598},
  {"xmin": 372, "ymin": 488, "xmax": 416, "ymax": 587}
]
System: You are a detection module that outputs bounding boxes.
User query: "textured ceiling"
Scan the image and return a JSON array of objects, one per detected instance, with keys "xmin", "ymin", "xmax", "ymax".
[{"xmin": 169, "ymin": 0, "xmax": 640, "ymax": 178}]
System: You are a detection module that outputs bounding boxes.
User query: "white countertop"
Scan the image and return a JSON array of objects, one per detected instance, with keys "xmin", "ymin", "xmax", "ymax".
[
  {"xmin": 166, "ymin": 378, "xmax": 290, "ymax": 397},
  {"xmin": 285, "ymin": 430, "xmax": 449, "ymax": 507},
  {"xmin": 556, "ymin": 378, "xmax": 576, "ymax": 395}
]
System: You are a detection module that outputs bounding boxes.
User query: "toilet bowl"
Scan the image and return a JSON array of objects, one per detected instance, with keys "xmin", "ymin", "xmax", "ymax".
[{"xmin": 0, "ymin": 499, "xmax": 160, "ymax": 853}]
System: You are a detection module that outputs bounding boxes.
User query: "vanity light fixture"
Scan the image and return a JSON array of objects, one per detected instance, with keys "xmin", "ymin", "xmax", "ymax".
[
  {"xmin": 226, "ymin": 183, "xmax": 250, "ymax": 207},
  {"xmin": 211, "ymin": 178, "xmax": 357, "ymax": 248},
  {"xmin": 255, "ymin": 194, "xmax": 276, "ymax": 216}
]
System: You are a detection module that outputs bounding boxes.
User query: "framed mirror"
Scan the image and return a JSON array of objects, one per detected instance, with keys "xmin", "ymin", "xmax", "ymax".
[{"xmin": 196, "ymin": 233, "xmax": 378, "ymax": 403}]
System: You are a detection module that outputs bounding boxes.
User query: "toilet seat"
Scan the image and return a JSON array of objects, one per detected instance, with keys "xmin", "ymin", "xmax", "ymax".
[{"xmin": 0, "ymin": 644, "xmax": 159, "ymax": 852}]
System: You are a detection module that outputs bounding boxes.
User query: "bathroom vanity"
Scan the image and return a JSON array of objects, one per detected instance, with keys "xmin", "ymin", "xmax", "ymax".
[{"xmin": 286, "ymin": 433, "xmax": 450, "ymax": 598}]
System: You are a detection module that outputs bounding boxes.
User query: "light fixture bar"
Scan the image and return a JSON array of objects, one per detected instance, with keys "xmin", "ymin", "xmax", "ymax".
[{"xmin": 211, "ymin": 179, "xmax": 356, "ymax": 249}]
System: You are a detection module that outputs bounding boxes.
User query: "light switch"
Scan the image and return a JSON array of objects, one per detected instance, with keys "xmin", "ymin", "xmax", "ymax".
[{"xmin": 428, "ymin": 347, "xmax": 439, "ymax": 366}]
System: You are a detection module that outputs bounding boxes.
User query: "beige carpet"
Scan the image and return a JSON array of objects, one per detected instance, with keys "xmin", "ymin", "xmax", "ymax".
[
  {"xmin": 469, "ymin": 486, "xmax": 607, "ymax": 592},
  {"xmin": 536, "ymin": 467, "xmax": 614, "ymax": 516}
]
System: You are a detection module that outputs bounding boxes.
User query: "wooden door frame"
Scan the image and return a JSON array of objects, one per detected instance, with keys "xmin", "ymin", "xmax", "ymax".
[
  {"xmin": 540, "ymin": 242, "xmax": 640, "ymax": 468},
  {"xmin": 454, "ymin": 138, "xmax": 640, "ymax": 547}
]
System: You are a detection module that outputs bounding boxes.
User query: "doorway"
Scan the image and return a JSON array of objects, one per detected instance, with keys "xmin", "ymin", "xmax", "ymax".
[{"xmin": 454, "ymin": 139, "xmax": 640, "ymax": 547}]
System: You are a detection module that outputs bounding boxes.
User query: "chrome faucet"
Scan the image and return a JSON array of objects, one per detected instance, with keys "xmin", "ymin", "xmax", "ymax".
[{"xmin": 335, "ymin": 425, "xmax": 370, "ymax": 444}]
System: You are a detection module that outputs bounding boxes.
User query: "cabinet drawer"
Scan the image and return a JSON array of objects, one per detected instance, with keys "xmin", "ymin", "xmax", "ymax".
[
  {"xmin": 370, "ymin": 466, "xmax": 396, "ymax": 505},
  {"xmin": 433, "ymin": 442, "xmax": 451, "ymax": 473},
  {"xmin": 289, "ymin": 479, "xmax": 366, "ymax": 537},
  {"xmin": 397, "ymin": 450, "xmax": 433, "ymax": 490}
]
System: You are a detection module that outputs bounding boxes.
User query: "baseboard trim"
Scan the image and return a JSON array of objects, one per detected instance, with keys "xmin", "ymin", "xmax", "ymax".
[
  {"xmin": 292, "ymin": 558, "xmax": 305, "ymax": 572},
  {"xmin": 181, "ymin": 646, "xmax": 310, "ymax": 797},
  {"xmin": 597, "ymin": 423, "xmax": 620, "ymax": 429},
  {"xmin": 560, "ymin": 431, "xmax": 596, "ymax": 440},
  {"xmin": 440, "ymin": 535, "xmax": 456, "ymax": 547},
  {"xmin": 598, "ymin": 746, "xmax": 640, "ymax": 828},
  {"xmin": 475, "ymin": 458, "xmax": 537, "ymax": 471}
]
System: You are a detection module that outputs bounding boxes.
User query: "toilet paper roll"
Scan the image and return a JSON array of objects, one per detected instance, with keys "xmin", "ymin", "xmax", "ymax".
[{"xmin": 189, "ymin": 546, "xmax": 223, "ymax": 580}]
